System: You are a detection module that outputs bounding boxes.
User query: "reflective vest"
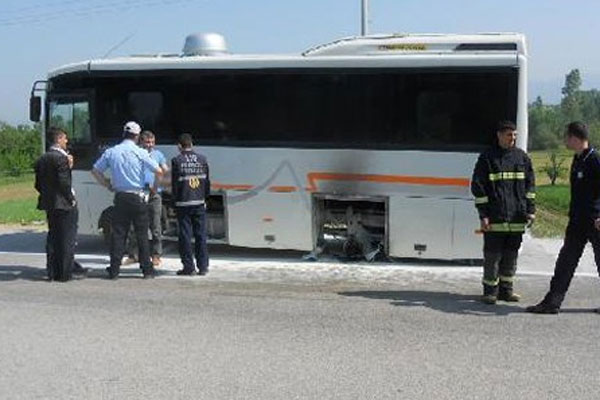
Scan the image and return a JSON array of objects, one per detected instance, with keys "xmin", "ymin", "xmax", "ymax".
[{"xmin": 171, "ymin": 150, "xmax": 210, "ymax": 207}]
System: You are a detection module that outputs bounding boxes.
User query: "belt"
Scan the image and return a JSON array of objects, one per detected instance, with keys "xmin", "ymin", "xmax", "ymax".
[
  {"xmin": 116, "ymin": 190, "xmax": 149, "ymax": 203},
  {"xmin": 119, "ymin": 189, "xmax": 144, "ymax": 194}
]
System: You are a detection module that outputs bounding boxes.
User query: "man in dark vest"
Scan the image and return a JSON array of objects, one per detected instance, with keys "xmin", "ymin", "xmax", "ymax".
[{"xmin": 171, "ymin": 133, "xmax": 210, "ymax": 276}]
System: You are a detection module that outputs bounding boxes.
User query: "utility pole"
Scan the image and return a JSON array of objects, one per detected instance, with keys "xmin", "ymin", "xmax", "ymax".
[{"xmin": 361, "ymin": 0, "xmax": 369, "ymax": 36}]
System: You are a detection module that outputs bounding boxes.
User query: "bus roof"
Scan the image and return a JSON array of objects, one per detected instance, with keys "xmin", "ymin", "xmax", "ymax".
[{"xmin": 48, "ymin": 32, "xmax": 526, "ymax": 79}]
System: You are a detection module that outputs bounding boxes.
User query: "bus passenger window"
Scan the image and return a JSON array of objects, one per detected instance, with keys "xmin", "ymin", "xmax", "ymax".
[
  {"xmin": 128, "ymin": 92, "xmax": 164, "ymax": 133},
  {"xmin": 417, "ymin": 91, "xmax": 459, "ymax": 145}
]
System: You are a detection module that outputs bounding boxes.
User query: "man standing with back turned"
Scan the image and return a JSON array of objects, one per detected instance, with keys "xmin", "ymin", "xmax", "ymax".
[
  {"xmin": 527, "ymin": 122, "xmax": 600, "ymax": 314},
  {"xmin": 91, "ymin": 121, "xmax": 163, "ymax": 279},
  {"xmin": 34, "ymin": 127, "xmax": 79, "ymax": 282},
  {"xmin": 124, "ymin": 130, "xmax": 169, "ymax": 266},
  {"xmin": 471, "ymin": 120, "xmax": 536, "ymax": 304},
  {"xmin": 172, "ymin": 133, "xmax": 211, "ymax": 276}
]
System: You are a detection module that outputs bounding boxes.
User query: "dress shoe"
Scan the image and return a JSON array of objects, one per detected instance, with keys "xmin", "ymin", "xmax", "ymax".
[
  {"xmin": 142, "ymin": 268, "xmax": 156, "ymax": 279},
  {"xmin": 176, "ymin": 269, "xmax": 196, "ymax": 276},
  {"xmin": 105, "ymin": 267, "xmax": 119, "ymax": 280},
  {"xmin": 525, "ymin": 302, "xmax": 559, "ymax": 314},
  {"xmin": 72, "ymin": 266, "xmax": 88, "ymax": 278}
]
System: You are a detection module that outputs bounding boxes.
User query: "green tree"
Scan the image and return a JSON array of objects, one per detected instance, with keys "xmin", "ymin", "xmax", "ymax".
[
  {"xmin": 561, "ymin": 69, "xmax": 583, "ymax": 122},
  {"xmin": 542, "ymin": 151, "xmax": 567, "ymax": 185},
  {"xmin": 528, "ymin": 98, "xmax": 562, "ymax": 150}
]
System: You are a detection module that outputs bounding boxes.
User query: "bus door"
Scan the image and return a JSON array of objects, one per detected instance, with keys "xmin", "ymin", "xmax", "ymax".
[{"xmin": 46, "ymin": 92, "xmax": 94, "ymax": 169}]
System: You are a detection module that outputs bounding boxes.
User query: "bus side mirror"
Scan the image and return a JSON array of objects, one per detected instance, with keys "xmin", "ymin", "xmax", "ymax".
[{"xmin": 30, "ymin": 95, "xmax": 41, "ymax": 122}]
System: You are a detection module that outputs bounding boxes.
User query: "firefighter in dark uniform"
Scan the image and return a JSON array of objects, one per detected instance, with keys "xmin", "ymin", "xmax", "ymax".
[
  {"xmin": 471, "ymin": 120, "xmax": 536, "ymax": 304},
  {"xmin": 527, "ymin": 122, "xmax": 600, "ymax": 314},
  {"xmin": 171, "ymin": 133, "xmax": 211, "ymax": 276}
]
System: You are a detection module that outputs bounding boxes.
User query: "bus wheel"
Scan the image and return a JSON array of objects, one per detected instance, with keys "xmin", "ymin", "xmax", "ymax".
[{"xmin": 98, "ymin": 206, "xmax": 115, "ymax": 249}]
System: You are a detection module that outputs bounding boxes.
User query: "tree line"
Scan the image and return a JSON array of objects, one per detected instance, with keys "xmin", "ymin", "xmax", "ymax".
[
  {"xmin": 529, "ymin": 69, "xmax": 600, "ymax": 150},
  {"xmin": 0, "ymin": 122, "xmax": 41, "ymax": 176}
]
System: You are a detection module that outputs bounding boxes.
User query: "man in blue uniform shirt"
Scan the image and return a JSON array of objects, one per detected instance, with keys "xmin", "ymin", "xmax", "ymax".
[
  {"xmin": 124, "ymin": 130, "xmax": 169, "ymax": 266},
  {"xmin": 91, "ymin": 121, "xmax": 164, "ymax": 279},
  {"xmin": 171, "ymin": 133, "xmax": 210, "ymax": 276}
]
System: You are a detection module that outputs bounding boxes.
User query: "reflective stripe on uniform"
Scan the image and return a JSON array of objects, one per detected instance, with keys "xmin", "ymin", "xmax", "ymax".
[
  {"xmin": 175, "ymin": 200, "xmax": 205, "ymax": 207},
  {"xmin": 526, "ymin": 192, "xmax": 536, "ymax": 199},
  {"xmin": 482, "ymin": 278, "xmax": 499, "ymax": 287},
  {"xmin": 488, "ymin": 172, "xmax": 526, "ymax": 181},
  {"xmin": 488, "ymin": 222, "xmax": 527, "ymax": 233},
  {"xmin": 475, "ymin": 196, "xmax": 489, "ymax": 205},
  {"xmin": 178, "ymin": 174, "xmax": 207, "ymax": 182},
  {"xmin": 499, "ymin": 275, "xmax": 515, "ymax": 283}
]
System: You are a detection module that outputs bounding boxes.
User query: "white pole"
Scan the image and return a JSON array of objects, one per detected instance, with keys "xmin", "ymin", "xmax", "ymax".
[{"xmin": 361, "ymin": 0, "xmax": 369, "ymax": 36}]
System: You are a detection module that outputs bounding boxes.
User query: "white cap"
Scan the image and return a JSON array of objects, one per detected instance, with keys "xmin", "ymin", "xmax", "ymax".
[{"xmin": 123, "ymin": 121, "xmax": 141, "ymax": 135}]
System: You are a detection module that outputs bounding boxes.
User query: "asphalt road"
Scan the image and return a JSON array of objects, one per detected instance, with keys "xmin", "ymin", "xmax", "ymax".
[{"xmin": 1, "ymin": 228, "xmax": 600, "ymax": 400}]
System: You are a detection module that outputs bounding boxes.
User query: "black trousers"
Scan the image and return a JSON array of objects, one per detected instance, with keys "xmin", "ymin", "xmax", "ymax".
[
  {"xmin": 544, "ymin": 218, "xmax": 600, "ymax": 307},
  {"xmin": 176, "ymin": 206, "xmax": 208, "ymax": 273},
  {"xmin": 46, "ymin": 207, "xmax": 78, "ymax": 281},
  {"xmin": 109, "ymin": 192, "xmax": 152, "ymax": 274}
]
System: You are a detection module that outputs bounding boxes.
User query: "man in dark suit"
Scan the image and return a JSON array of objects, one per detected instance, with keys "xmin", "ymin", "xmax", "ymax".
[{"xmin": 34, "ymin": 127, "xmax": 80, "ymax": 282}]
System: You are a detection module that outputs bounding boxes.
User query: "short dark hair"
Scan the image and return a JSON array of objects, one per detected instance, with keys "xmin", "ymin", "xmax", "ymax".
[
  {"xmin": 48, "ymin": 126, "xmax": 67, "ymax": 143},
  {"xmin": 497, "ymin": 120, "xmax": 517, "ymax": 132},
  {"xmin": 178, "ymin": 133, "xmax": 193, "ymax": 148},
  {"xmin": 566, "ymin": 121, "xmax": 589, "ymax": 140},
  {"xmin": 140, "ymin": 130, "xmax": 155, "ymax": 141}
]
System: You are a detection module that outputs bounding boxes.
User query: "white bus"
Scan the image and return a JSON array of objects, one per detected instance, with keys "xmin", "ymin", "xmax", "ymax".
[{"xmin": 30, "ymin": 32, "xmax": 528, "ymax": 261}]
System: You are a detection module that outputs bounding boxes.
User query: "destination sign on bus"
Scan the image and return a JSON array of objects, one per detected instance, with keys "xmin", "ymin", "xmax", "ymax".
[{"xmin": 378, "ymin": 43, "xmax": 427, "ymax": 51}]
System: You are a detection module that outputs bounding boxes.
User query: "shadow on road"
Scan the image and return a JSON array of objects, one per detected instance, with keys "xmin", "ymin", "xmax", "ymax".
[
  {"xmin": 0, "ymin": 265, "xmax": 47, "ymax": 281},
  {"xmin": 0, "ymin": 230, "xmax": 46, "ymax": 253},
  {"xmin": 338, "ymin": 290, "xmax": 523, "ymax": 316},
  {"xmin": 0, "ymin": 264, "xmax": 175, "ymax": 281}
]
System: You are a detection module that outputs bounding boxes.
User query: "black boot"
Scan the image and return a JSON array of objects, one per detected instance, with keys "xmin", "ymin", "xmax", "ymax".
[
  {"xmin": 498, "ymin": 280, "xmax": 521, "ymax": 302},
  {"xmin": 481, "ymin": 284, "xmax": 498, "ymax": 305}
]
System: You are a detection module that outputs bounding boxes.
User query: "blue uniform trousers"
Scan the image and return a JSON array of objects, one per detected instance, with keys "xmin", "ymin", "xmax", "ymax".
[{"xmin": 176, "ymin": 206, "xmax": 208, "ymax": 273}]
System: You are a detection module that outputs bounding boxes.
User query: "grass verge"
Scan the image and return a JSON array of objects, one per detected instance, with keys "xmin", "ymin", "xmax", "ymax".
[
  {"xmin": 0, "ymin": 197, "xmax": 44, "ymax": 224},
  {"xmin": 530, "ymin": 184, "xmax": 569, "ymax": 238},
  {"xmin": 0, "ymin": 174, "xmax": 44, "ymax": 224}
]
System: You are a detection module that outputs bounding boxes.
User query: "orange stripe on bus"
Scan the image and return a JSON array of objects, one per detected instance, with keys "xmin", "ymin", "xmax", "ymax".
[
  {"xmin": 305, "ymin": 172, "xmax": 470, "ymax": 192},
  {"xmin": 213, "ymin": 173, "xmax": 470, "ymax": 194},
  {"xmin": 212, "ymin": 183, "xmax": 254, "ymax": 191},
  {"xmin": 268, "ymin": 186, "xmax": 298, "ymax": 193}
]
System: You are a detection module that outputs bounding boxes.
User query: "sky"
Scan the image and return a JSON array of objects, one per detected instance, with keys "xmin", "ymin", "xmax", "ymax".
[{"xmin": 1, "ymin": 0, "xmax": 600, "ymax": 126}]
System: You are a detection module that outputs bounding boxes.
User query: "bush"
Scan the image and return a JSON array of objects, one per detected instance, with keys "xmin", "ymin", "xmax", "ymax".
[{"xmin": 0, "ymin": 122, "xmax": 42, "ymax": 177}]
